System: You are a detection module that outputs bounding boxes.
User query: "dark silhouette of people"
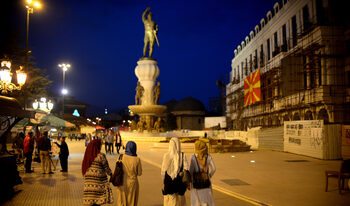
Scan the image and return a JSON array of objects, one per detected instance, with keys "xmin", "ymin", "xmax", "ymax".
[{"xmin": 55, "ymin": 136, "xmax": 69, "ymax": 172}]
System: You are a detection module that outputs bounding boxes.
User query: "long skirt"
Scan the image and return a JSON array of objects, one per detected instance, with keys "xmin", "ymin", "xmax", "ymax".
[
  {"xmin": 164, "ymin": 194, "xmax": 186, "ymax": 206},
  {"xmin": 191, "ymin": 187, "xmax": 215, "ymax": 206}
]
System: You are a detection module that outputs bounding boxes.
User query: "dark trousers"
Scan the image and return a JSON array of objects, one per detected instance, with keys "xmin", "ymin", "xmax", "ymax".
[
  {"xmin": 105, "ymin": 143, "xmax": 108, "ymax": 153},
  {"xmin": 59, "ymin": 155, "xmax": 68, "ymax": 172},
  {"xmin": 116, "ymin": 143, "xmax": 121, "ymax": 154},
  {"xmin": 107, "ymin": 143, "xmax": 114, "ymax": 154},
  {"xmin": 24, "ymin": 152, "xmax": 32, "ymax": 172}
]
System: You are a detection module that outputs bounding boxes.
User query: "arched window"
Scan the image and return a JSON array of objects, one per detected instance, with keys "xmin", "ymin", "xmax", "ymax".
[
  {"xmin": 250, "ymin": 31, "xmax": 255, "ymax": 40},
  {"xmin": 304, "ymin": 110, "xmax": 313, "ymax": 120},
  {"xmin": 292, "ymin": 113, "xmax": 300, "ymax": 120},
  {"xmin": 245, "ymin": 36, "xmax": 250, "ymax": 44},
  {"xmin": 266, "ymin": 11, "xmax": 273, "ymax": 21},
  {"xmin": 260, "ymin": 18, "xmax": 266, "ymax": 28},
  {"xmin": 317, "ymin": 108, "xmax": 329, "ymax": 123},
  {"xmin": 255, "ymin": 25, "xmax": 260, "ymax": 34},
  {"xmin": 274, "ymin": 2, "xmax": 280, "ymax": 14}
]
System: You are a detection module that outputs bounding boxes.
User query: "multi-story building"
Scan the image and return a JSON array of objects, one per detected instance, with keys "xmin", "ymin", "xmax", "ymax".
[{"xmin": 226, "ymin": 0, "xmax": 350, "ymax": 130}]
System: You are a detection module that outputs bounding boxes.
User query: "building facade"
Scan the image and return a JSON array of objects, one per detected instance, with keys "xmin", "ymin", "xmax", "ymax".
[{"xmin": 226, "ymin": 0, "xmax": 350, "ymax": 130}]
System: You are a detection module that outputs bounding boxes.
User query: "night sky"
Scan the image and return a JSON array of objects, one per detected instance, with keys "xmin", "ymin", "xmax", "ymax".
[{"xmin": 19, "ymin": 0, "xmax": 277, "ymax": 112}]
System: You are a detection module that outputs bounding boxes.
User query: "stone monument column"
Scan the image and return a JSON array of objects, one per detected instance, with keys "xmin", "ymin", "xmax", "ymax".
[
  {"xmin": 135, "ymin": 59, "xmax": 159, "ymax": 105},
  {"xmin": 128, "ymin": 7, "xmax": 166, "ymax": 132}
]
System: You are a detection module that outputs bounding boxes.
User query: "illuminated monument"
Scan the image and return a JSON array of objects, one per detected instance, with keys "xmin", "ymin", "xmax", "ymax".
[{"xmin": 128, "ymin": 7, "xmax": 166, "ymax": 132}]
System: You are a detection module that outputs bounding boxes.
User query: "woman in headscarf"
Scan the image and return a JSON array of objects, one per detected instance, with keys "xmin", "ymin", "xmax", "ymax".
[
  {"xmin": 161, "ymin": 137, "xmax": 189, "ymax": 206},
  {"xmin": 82, "ymin": 139, "xmax": 113, "ymax": 206},
  {"xmin": 115, "ymin": 141, "xmax": 142, "ymax": 206},
  {"xmin": 190, "ymin": 140, "xmax": 216, "ymax": 206}
]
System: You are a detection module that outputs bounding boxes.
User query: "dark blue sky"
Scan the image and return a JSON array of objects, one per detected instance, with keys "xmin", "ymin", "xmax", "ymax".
[{"xmin": 26, "ymin": 0, "xmax": 277, "ymax": 111}]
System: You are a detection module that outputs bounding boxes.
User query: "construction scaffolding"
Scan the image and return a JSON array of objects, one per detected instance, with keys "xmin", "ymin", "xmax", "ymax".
[{"xmin": 227, "ymin": 8, "xmax": 350, "ymax": 130}]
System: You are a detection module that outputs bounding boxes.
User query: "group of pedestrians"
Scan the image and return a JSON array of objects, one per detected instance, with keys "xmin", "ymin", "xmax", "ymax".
[
  {"xmin": 21, "ymin": 131, "xmax": 69, "ymax": 174},
  {"xmin": 82, "ymin": 139, "xmax": 142, "ymax": 206},
  {"xmin": 82, "ymin": 137, "xmax": 215, "ymax": 206}
]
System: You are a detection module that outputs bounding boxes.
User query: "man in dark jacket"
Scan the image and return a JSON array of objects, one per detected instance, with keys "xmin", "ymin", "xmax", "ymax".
[
  {"xmin": 23, "ymin": 132, "xmax": 34, "ymax": 173},
  {"xmin": 55, "ymin": 136, "xmax": 69, "ymax": 172},
  {"xmin": 38, "ymin": 131, "xmax": 53, "ymax": 174}
]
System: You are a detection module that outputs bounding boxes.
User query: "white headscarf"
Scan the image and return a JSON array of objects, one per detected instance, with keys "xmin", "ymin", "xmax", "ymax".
[{"xmin": 161, "ymin": 137, "xmax": 182, "ymax": 180}]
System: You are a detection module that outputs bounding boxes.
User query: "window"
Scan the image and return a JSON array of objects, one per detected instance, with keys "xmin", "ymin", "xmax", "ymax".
[
  {"xmin": 303, "ymin": 5, "xmax": 311, "ymax": 31},
  {"xmin": 292, "ymin": 15, "xmax": 297, "ymax": 47},
  {"xmin": 241, "ymin": 62, "xmax": 244, "ymax": 79},
  {"xmin": 273, "ymin": 32, "xmax": 279, "ymax": 57},
  {"xmin": 282, "ymin": 24, "xmax": 287, "ymax": 51},
  {"xmin": 274, "ymin": 32, "xmax": 278, "ymax": 48},
  {"xmin": 255, "ymin": 25, "xmax": 260, "ymax": 34},
  {"xmin": 237, "ymin": 65, "xmax": 240, "ymax": 80},
  {"xmin": 260, "ymin": 44, "xmax": 264, "ymax": 65},
  {"xmin": 255, "ymin": 49, "xmax": 258, "ymax": 69},
  {"xmin": 267, "ymin": 38, "xmax": 271, "ymax": 60},
  {"xmin": 261, "ymin": 18, "xmax": 265, "ymax": 28},
  {"xmin": 250, "ymin": 54, "xmax": 253, "ymax": 72},
  {"xmin": 316, "ymin": 0, "xmax": 327, "ymax": 25}
]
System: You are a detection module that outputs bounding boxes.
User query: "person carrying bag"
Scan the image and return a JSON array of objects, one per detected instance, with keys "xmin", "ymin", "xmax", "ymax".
[
  {"xmin": 189, "ymin": 140, "xmax": 216, "ymax": 206},
  {"xmin": 161, "ymin": 137, "xmax": 189, "ymax": 206},
  {"xmin": 110, "ymin": 154, "xmax": 123, "ymax": 186}
]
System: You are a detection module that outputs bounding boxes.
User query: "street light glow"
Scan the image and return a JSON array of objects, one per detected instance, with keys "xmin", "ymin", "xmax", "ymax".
[
  {"xmin": 33, "ymin": 2, "xmax": 41, "ymax": 8},
  {"xmin": 62, "ymin": 88, "xmax": 68, "ymax": 95},
  {"xmin": 58, "ymin": 63, "xmax": 71, "ymax": 71}
]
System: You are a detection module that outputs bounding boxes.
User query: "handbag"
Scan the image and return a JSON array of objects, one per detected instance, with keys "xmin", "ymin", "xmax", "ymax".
[
  {"xmin": 192, "ymin": 155, "xmax": 211, "ymax": 189},
  {"xmin": 110, "ymin": 154, "xmax": 123, "ymax": 186},
  {"xmin": 179, "ymin": 152, "xmax": 191, "ymax": 185}
]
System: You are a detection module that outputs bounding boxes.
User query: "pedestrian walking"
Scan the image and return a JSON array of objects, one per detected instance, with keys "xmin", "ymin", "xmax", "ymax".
[
  {"xmin": 13, "ymin": 132, "xmax": 25, "ymax": 163},
  {"xmin": 23, "ymin": 132, "xmax": 34, "ymax": 173},
  {"xmin": 106, "ymin": 130, "xmax": 114, "ymax": 154},
  {"xmin": 115, "ymin": 131, "xmax": 122, "ymax": 154},
  {"xmin": 115, "ymin": 141, "xmax": 142, "ymax": 206},
  {"xmin": 82, "ymin": 139, "xmax": 113, "ymax": 205},
  {"xmin": 161, "ymin": 137, "xmax": 188, "ymax": 206},
  {"xmin": 38, "ymin": 131, "xmax": 53, "ymax": 174},
  {"xmin": 85, "ymin": 133, "xmax": 92, "ymax": 147},
  {"xmin": 55, "ymin": 136, "xmax": 69, "ymax": 172},
  {"xmin": 189, "ymin": 140, "xmax": 216, "ymax": 206}
]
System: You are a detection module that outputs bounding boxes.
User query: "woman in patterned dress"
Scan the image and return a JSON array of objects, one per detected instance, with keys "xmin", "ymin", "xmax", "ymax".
[{"xmin": 82, "ymin": 139, "xmax": 113, "ymax": 206}]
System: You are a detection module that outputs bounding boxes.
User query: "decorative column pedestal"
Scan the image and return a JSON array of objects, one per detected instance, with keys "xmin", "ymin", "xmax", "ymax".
[{"xmin": 128, "ymin": 59, "xmax": 166, "ymax": 132}]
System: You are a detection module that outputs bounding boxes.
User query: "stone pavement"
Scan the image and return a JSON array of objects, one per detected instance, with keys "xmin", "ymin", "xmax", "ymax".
[
  {"xmin": 137, "ymin": 142, "xmax": 350, "ymax": 206},
  {"xmin": 3, "ymin": 140, "xmax": 251, "ymax": 206}
]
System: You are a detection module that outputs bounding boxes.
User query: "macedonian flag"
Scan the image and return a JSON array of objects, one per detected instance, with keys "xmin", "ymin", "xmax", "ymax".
[{"xmin": 244, "ymin": 69, "xmax": 261, "ymax": 106}]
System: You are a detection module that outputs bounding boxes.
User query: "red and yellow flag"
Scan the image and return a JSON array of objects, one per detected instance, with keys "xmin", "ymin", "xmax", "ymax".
[{"xmin": 244, "ymin": 69, "xmax": 261, "ymax": 106}]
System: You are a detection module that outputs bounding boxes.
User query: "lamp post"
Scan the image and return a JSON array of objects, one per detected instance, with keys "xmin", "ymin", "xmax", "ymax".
[
  {"xmin": 0, "ymin": 57, "xmax": 27, "ymax": 94},
  {"xmin": 58, "ymin": 63, "xmax": 70, "ymax": 116},
  {"xmin": 25, "ymin": 0, "xmax": 41, "ymax": 68}
]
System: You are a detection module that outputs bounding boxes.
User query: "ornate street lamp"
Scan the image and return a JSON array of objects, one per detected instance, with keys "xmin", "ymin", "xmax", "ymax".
[
  {"xmin": 32, "ymin": 97, "xmax": 54, "ymax": 113},
  {"xmin": 58, "ymin": 63, "xmax": 70, "ymax": 116},
  {"xmin": 0, "ymin": 57, "xmax": 27, "ymax": 94}
]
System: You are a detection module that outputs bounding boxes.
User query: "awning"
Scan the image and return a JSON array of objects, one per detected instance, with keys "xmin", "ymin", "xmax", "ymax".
[
  {"xmin": 31, "ymin": 113, "xmax": 76, "ymax": 128},
  {"xmin": 95, "ymin": 125, "xmax": 105, "ymax": 130},
  {"xmin": 0, "ymin": 96, "xmax": 34, "ymax": 118},
  {"xmin": 15, "ymin": 113, "xmax": 76, "ymax": 128}
]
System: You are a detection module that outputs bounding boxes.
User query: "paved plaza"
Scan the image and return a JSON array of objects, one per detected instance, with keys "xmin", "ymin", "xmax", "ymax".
[{"xmin": 3, "ymin": 140, "xmax": 350, "ymax": 206}]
